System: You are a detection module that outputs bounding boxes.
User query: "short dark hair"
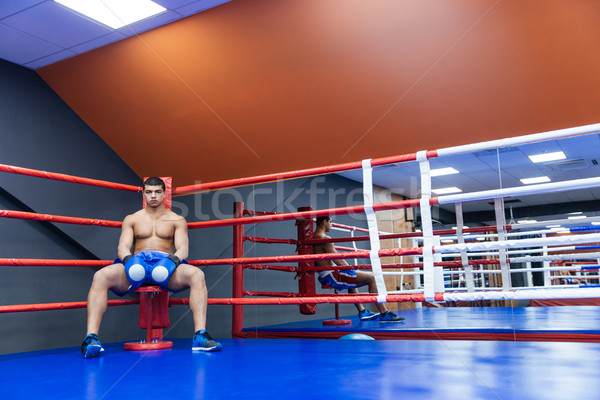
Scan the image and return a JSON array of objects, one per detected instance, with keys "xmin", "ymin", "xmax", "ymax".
[
  {"xmin": 316, "ymin": 216, "xmax": 331, "ymax": 226},
  {"xmin": 143, "ymin": 177, "xmax": 165, "ymax": 191}
]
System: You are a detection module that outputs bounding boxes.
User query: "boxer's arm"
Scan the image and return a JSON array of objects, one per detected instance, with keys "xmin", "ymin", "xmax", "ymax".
[
  {"xmin": 172, "ymin": 216, "xmax": 189, "ymax": 261},
  {"xmin": 117, "ymin": 215, "xmax": 135, "ymax": 262},
  {"xmin": 322, "ymin": 239, "xmax": 349, "ymax": 267}
]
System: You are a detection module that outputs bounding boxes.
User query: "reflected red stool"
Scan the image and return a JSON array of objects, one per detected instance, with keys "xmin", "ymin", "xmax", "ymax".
[
  {"xmin": 124, "ymin": 286, "xmax": 173, "ymax": 350},
  {"xmin": 321, "ymin": 286, "xmax": 352, "ymax": 325}
]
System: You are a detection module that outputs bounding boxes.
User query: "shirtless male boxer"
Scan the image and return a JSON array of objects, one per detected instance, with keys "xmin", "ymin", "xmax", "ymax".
[
  {"xmin": 313, "ymin": 216, "xmax": 404, "ymax": 322},
  {"xmin": 81, "ymin": 177, "xmax": 221, "ymax": 358}
]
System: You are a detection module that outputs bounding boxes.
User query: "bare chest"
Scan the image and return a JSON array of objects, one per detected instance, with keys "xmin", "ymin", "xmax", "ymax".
[{"xmin": 133, "ymin": 219, "xmax": 176, "ymax": 241}]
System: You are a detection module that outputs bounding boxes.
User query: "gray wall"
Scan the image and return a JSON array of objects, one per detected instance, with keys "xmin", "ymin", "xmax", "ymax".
[{"xmin": 0, "ymin": 59, "xmax": 369, "ymax": 354}]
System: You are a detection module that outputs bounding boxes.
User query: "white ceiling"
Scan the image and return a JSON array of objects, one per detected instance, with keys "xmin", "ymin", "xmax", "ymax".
[
  {"xmin": 338, "ymin": 132, "xmax": 600, "ymax": 225},
  {"xmin": 0, "ymin": 0, "xmax": 230, "ymax": 69}
]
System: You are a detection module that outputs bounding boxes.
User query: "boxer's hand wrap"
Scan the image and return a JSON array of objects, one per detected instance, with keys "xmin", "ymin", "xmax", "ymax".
[
  {"xmin": 122, "ymin": 254, "xmax": 133, "ymax": 265},
  {"xmin": 167, "ymin": 255, "xmax": 181, "ymax": 267}
]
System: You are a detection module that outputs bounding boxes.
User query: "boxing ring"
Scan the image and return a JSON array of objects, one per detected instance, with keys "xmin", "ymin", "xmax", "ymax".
[{"xmin": 2, "ymin": 123, "xmax": 600, "ymax": 399}]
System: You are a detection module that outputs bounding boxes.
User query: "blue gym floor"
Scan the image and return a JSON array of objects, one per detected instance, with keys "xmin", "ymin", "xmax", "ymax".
[
  {"xmin": 2, "ymin": 306, "xmax": 600, "ymax": 399},
  {"xmin": 1, "ymin": 338, "xmax": 599, "ymax": 399},
  {"xmin": 244, "ymin": 306, "xmax": 600, "ymax": 342}
]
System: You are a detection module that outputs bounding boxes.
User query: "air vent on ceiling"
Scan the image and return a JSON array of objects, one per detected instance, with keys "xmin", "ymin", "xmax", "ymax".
[
  {"xmin": 543, "ymin": 159, "xmax": 598, "ymax": 171},
  {"xmin": 488, "ymin": 199, "xmax": 521, "ymax": 205}
]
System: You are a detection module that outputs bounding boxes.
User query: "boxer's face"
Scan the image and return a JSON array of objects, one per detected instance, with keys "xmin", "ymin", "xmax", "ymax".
[{"xmin": 143, "ymin": 185, "xmax": 165, "ymax": 208}]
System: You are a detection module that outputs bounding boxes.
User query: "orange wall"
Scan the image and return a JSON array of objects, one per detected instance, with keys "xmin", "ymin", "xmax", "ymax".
[{"xmin": 38, "ymin": 0, "xmax": 600, "ymax": 186}]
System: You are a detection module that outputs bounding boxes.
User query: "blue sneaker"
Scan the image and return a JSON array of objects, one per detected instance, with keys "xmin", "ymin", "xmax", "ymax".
[
  {"xmin": 81, "ymin": 333, "xmax": 104, "ymax": 358},
  {"xmin": 358, "ymin": 309, "xmax": 380, "ymax": 321},
  {"xmin": 192, "ymin": 330, "xmax": 222, "ymax": 352},
  {"xmin": 379, "ymin": 311, "xmax": 405, "ymax": 323}
]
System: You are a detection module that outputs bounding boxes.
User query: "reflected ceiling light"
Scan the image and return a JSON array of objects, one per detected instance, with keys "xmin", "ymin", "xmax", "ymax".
[
  {"xmin": 517, "ymin": 220, "xmax": 537, "ymax": 224},
  {"xmin": 520, "ymin": 176, "xmax": 551, "ymax": 185},
  {"xmin": 568, "ymin": 215, "xmax": 587, "ymax": 220},
  {"xmin": 432, "ymin": 187, "xmax": 462, "ymax": 194},
  {"xmin": 55, "ymin": 0, "xmax": 166, "ymax": 29},
  {"xmin": 546, "ymin": 224, "xmax": 562, "ymax": 228},
  {"xmin": 528, "ymin": 151, "xmax": 566, "ymax": 163},
  {"xmin": 431, "ymin": 167, "xmax": 459, "ymax": 177}
]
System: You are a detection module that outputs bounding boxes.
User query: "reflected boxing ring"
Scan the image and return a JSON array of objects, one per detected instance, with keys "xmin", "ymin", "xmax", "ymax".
[{"xmin": 2, "ymin": 123, "xmax": 600, "ymax": 345}]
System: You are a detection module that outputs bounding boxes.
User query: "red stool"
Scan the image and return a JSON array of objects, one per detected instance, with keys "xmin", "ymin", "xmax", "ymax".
[
  {"xmin": 321, "ymin": 285, "xmax": 352, "ymax": 325},
  {"xmin": 124, "ymin": 286, "xmax": 173, "ymax": 350}
]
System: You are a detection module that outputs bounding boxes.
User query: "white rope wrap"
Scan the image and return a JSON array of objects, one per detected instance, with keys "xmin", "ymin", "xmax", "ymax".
[
  {"xmin": 417, "ymin": 150, "xmax": 436, "ymax": 301},
  {"xmin": 361, "ymin": 158, "xmax": 387, "ymax": 303},
  {"xmin": 493, "ymin": 198, "xmax": 511, "ymax": 291},
  {"xmin": 455, "ymin": 203, "xmax": 474, "ymax": 291}
]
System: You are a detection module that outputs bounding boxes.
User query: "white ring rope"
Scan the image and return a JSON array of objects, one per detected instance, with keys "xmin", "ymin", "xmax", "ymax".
[
  {"xmin": 438, "ymin": 176, "xmax": 600, "ymax": 205},
  {"xmin": 361, "ymin": 158, "xmax": 387, "ymax": 303},
  {"xmin": 435, "ymin": 123, "xmax": 600, "ymax": 157},
  {"xmin": 434, "ymin": 233, "xmax": 600, "ymax": 253}
]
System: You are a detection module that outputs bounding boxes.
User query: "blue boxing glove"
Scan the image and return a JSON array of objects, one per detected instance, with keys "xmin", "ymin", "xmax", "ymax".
[
  {"xmin": 150, "ymin": 255, "xmax": 181, "ymax": 286},
  {"xmin": 167, "ymin": 255, "xmax": 181, "ymax": 267},
  {"xmin": 124, "ymin": 254, "xmax": 147, "ymax": 284}
]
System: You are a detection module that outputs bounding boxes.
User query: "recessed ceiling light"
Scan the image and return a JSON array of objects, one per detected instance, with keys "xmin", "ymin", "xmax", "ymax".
[
  {"xmin": 55, "ymin": 0, "xmax": 166, "ymax": 29},
  {"xmin": 527, "ymin": 151, "xmax": 566, "ymax": 163},
  {"xmin": 430, "ymin": 167, "xmax": 459, "ymax": 177},
  {"xmin": 520, "ymin": 176, "xmax": 551, "ymax": 185},
  {"xmin": 431, "ymin": 187, "xmax": 462, "ymax": 195}
]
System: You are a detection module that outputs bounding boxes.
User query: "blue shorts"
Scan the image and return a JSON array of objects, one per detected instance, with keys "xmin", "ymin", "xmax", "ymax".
[
  {"xmin": 114, "ymin": 251, "xmax": 187, "ymax": 295},
  {"xmin": 318, "ymin": 270, "xmax": 357, "ymax": 290}
]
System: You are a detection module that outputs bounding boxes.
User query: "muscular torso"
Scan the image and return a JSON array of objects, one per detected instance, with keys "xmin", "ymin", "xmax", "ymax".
[
  {"xmin": 129, "ymin": 210, "xmax": 182, "ymax": 254},
  {"xmin": 313, "ymin": 233, "xmax": 334, "ymax": 267}
]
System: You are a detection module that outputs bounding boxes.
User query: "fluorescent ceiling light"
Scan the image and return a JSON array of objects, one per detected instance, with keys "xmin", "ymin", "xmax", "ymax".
[
  {"xmin": 430, "ymin": 167, "xmax": 459, "ymax": 177},
  {"xmin": 55, "ymin": 0, "xmax": 166, "ymax": 29},
  {"xmin": 432, "ymin": 187, "xmax": 462, "ymax": 195},
  {"xmin": 528, "ymin": 151, "xmax": 566, "ymax": 163},
  {"xmin": 517, "ymin": 220, "xmax": 537, "ymax": 224},
  {"xmin": 567, "ymin": 212, "xmax": 582, "ymax": 215},
  {"xmin": 520, "ymin": 176, "xmax": 551, "ymax": 185},
  {"xmin": 568, "ymin": 215, "xmax": 587, "ymax": 220}
]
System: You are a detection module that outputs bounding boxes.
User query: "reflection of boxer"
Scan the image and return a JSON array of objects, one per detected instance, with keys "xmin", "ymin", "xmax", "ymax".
[
  {"xmin": 313, "ymin": 216, "xmax": 404, "ymax": 322},
  {"xmin": 558, "ymin": 270, "xmax": 582, "ymax": 285},
  {"xmin": 81, "ymin": 177, "xmax": 221, "ymax": 358}
]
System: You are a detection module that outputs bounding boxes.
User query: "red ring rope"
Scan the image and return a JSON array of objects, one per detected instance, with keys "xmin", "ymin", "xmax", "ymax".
[
  {"xmin": 172, "ymin": 151, "xmax": 438, "ymax": 195},
  {"xmin": 188, "ymin": 199, "xmax": 428, "ymax": 229},
  {"xmin": 0, "ymin": 210, "xmax": 122, "ymax": 227},
  {"xmin": 0, "ymin": 164, "xmax": 141, "ymax": 192}
]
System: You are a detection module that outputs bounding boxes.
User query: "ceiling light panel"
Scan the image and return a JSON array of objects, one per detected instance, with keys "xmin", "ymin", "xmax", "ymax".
[
  {"xmin": 520, "ymin": 176, "xmax": 551, "ymax": 185},
  {"xmin": 55, "ymin": 0, "xmax": 166, "ymax": 29},
  {"xmin": 528, "ymin": 151, "xmax": 566, "ymax": 163}
]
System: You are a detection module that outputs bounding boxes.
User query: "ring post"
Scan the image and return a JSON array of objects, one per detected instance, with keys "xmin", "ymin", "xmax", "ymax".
[
  {"xmin": 297, "ymin": 207, "xmax": 317, "ymax": 314},
  {"xmin": 232, "ymin": 202, "xmax": 245, "ymax": 337}
]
